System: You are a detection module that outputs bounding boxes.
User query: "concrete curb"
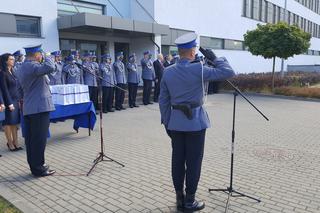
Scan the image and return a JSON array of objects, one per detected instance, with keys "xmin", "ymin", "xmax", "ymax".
[
  {"xmin": 0, "ymin": 183, "xmax": 40, "ymax": 213},
  {"xmin": 219, "ymin": 90, "xmax": 320, "ymax": 103}
]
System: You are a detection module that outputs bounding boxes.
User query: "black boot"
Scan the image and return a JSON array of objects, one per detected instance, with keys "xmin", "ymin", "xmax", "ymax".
[
  {"xmin": 184, "ymin": 193, "xmax": 205, "ymax": 212},
  {"xmin": 176, "ymin": 191, "xmax": 184, "ymax": 211}
]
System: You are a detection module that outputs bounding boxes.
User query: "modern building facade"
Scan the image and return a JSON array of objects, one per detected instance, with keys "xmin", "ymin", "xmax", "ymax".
[{"xmin": 0, "ymin": 0, "xmax": 320, "ymax": 73}]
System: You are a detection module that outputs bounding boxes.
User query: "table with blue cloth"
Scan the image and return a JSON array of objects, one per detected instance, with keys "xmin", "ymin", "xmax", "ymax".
[{"xmin": 21, "ymin": 101, "xmax": 96, "ymax": 137}]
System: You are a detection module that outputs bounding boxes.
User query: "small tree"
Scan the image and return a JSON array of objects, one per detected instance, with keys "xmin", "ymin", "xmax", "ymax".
[{"xmin": 244, "ymin": 22, "xmax": 311, "ymax": 92}]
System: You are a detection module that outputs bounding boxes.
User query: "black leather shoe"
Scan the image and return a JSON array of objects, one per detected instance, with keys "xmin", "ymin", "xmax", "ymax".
[
  {"xmin": 14, "ymin": 145, "xmax": 23, "ymax": 151},
  {"xmin": 129, "ymin": 105, "xmax": 134, "ymax": 108},
  {"xmin": 176, "ymin": 191, "xmax": 184, "ymax": 211},
  {"xmin": 7, "ymin": 143, "xmax": 15, "ymax": 152},
  {"xmin": 116, "ymin": 108, "xmax": 122, "ymax": 111},
  {"xmin": 34, "ymin": 169, "xmax": 56, "ymax": 177},
  {"xmin": 107, "ymin": 109, "xmax": 115, "ymax": 112},
  {"xmin": 184, "ymin": 193, "xmax": 205, "ymax": 212},
  {"xmin": 148, "ymin": 102, "xmax": 154, "ymax": 105},
  {"xmin": 133, "ymin": 105, "xmax": 139, "ymax": 108},
  {"xmin": 120, "ymin": 107, "xmax": 126, "ymax": 110},
  {"xmin": 103, "ymin": 110, "xmax": 108, "ymax": 113}
]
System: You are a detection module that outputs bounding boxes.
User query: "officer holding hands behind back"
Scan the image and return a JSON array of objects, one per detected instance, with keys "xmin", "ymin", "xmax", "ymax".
[{"xmin": 159, "ymin": 33, "xmax": 235, "ymax": 212}]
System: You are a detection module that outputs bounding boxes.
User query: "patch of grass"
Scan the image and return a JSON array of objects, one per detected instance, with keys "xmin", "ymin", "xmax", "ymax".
[
  {"xmin": 274, "ymin": 87, "xmax": 320, "ymax": 99},
  {"xmin": 0, "ymin": 196, "xmax": 22, "ymax": 213}
]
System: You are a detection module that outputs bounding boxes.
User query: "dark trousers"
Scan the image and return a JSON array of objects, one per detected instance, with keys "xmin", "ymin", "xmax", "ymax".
[
  {"xmin": 153, "ymin": 79, "xmax": 161, "ymax": 102},
  {"xmin": 170, "ymin": 129, "xmax": 206, "ymax": 194},
  {"xmin": 24, "ymin": 112, "xmax": 50, "ymax": 175},
  {"xmin": 115, "ymin": 83, "xmax": 126, "ymax": 109},
  {"xmin": 143, "ymin": 79, "xmax": 153, "ymax": 104},
  {"xmin": 89, "ymin": 86, "xmax": 98, "ymax": 110},
  {"xmin": 128, "ymin": 83, "xmax": 138, "ymax": 106},
  {"xmin": 102, "ymin": 87, "xmax": 114, "ymax": 111}
]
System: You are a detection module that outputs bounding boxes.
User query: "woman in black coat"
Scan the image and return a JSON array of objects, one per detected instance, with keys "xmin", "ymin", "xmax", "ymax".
[{"xmin": 0, "ymin": 53, "xmax": 23, "ymax": 151}]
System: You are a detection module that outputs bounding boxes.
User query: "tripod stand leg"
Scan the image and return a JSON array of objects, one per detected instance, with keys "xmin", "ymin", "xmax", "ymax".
[
  {"xmin": 87, "ymin": 154, "xmax": 103, "ymax": 176},
  {"xmin": 103, "ymin": 154, "xmax": 125, "ymax": 167},
  {"xmin": 231, "ymin": 190, "xmax": 261, "ymax": 202}
]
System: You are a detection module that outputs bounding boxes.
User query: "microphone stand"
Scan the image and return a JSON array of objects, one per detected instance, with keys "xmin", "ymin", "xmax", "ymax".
[
  {"xmin": 208, "ymin": 80, "xmax": 268, "ymax": 212},
  {"xmin": 199, "ymin": 47, "xmax": 269, "ymax": 212},
  {"xmin": 75, "ymin": 62, "xmax": 125, "ymax": 176}
]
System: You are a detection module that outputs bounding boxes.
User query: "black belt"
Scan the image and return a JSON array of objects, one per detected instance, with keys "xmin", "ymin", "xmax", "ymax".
[{"xmin": 172, "ymin": 103, "xmax": 201, "ymax": 120}]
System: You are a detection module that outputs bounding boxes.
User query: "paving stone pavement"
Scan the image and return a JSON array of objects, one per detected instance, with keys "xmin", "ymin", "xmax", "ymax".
[{"xmin": 0, "ymin": 94, "xmax": 320, "ymax": 213}]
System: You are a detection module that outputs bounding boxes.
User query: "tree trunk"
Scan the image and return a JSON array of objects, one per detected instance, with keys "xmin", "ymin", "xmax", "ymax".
[{"xmin": 272, "ymin": 57, "xmax": 276, "ymax": 92}]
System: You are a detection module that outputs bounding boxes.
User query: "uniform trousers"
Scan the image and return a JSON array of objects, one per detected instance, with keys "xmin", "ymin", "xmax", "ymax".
[
  {"xmin": 102, "ymin": 86, "xmax": 114, "ymax": 111},
  {"xmin": 89, "ymin": 86, "xmax": 98, "ymax": 110},
  {"xmin": 128, "ymin": 83, "xmax": 138, "ymax": 106},
  {"xmin": 115, "ymin": 83, "xmax": 126, "ymax": 109},
  {"xmin": 169, "ymin": 129, "xmax": 206, "ymax": 194},
  {"xmin": 24, "ymin": 112, "xmax": 50, "ymax": 175},
  {"xmin": 143, "ymin": 79, "xmax": 153, "ymax": 104}
]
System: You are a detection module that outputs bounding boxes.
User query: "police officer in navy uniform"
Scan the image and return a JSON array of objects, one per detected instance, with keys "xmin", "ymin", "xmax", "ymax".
[
  {"xmin": 171, "ymin": 52, "xmax": 180, "ymax": 64},
  {"xmin": 127, "ymin": 53, "xmax": 140, "ymax": 108},
  {"xmin": 159, "ymin": 33, "xmax": 235, "ymax": 211},
  {"xmin": 63, "ymin": 55, "xmax": 83, "ymax": 84},
  {"xmin": 113, "ymin": 52, "xmax": 127, "ymax": 110},
  {"xmin": 18, "ymin": 45, "xmax": 56, "ymax": 177},
  {"xmin": 49, "ymin": 51, "xmax": 64, "ymax": 85},
  {"xmin": 90, "ymin": 53, "xmax": 100, "ymax": 109},
  {"xmin": 100, "ymin": 54, "xmax": 116, "ymax": 113},
  {"xmin": 141, "ymin": 51, "xmax": 155, "ymax": 105},
  {"xmin": 83, "ymin": 53, "xmax": 98, "ymax": 109},
  {"xmin": 12, "ymin": 50, "xmax": 24, "ymax": 74}
]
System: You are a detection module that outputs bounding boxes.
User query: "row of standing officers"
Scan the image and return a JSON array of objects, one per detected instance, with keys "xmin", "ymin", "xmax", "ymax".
[{"xmin": 42, "ymin": 50, "xmax": 174, "ymax": 112}]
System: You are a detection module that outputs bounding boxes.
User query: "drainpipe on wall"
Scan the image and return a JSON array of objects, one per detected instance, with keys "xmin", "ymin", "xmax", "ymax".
[{"xmin": 150, "ymin": 36, "xmax": 160, "ymax": 54}]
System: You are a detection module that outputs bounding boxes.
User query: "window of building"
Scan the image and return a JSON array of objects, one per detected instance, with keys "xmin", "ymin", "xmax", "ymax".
[
  {"xmin": 60, "ymin": 39, "xmax": 76, "ymax": 56},
  {"xmin": 267, "ymin": 2, "xmax": 274, "ymax": 23},
  {"xmin": 252, "ymin": 0, "xmax": 260, "ymax": 20},
  {"xmin": 314, "ymin": 50, "xmax": 320, "ymax": 55},
  {"xmin": 224, "ymin": 40, "xmax": 244, "ymax": 50},
  {"xmin": 295, "ymin": 0, "xmax": 320, "ymax": 14},
  {"xmin": 16, "ymin": 16, "xmax": 41, "ymax": 37},
  {"xmin": 57, "ymin": 0, "xmax": 104, "ymax": 17},
  {"xmin": 208, "ymin": 38, "xmax": 224, "ymax": 49},
  {"xmin": 260, "ymin": 0, "xmax": 267, "ymax": 22},
  {"xmin": 243, "ymin": 0, "xmax": 252, "ymax": 18}
]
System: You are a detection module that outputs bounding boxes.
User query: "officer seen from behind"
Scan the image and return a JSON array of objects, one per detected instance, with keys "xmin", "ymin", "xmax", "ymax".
[{"xmin": 159, "ymin": 33, "xmax": 235, "ymax": 212}]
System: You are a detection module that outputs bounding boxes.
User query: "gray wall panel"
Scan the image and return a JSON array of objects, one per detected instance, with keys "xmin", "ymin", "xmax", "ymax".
[
  {"xmin": 112, "ymin": 17, "xmax": 133, "ymax": 31},
  {"xmin": 134, "ymin": 21, "xmax": 152, "ymax": 33}
]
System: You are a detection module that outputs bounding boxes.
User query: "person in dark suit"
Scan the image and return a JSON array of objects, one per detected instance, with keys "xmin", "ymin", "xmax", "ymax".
[
  {"xmin": 153, "ymin": 53, "xmax": 164, "ymax": 102},
  {"xmin": 163, "ymin": 55, "xmax": 172, "ymax": 68},
  {"xmin": 0, "ymin": 53, "xmax": 23, "ymax": 152},
  {"xmin": 17, "ymin": 45, "xmax": 56, "ymax": 177}
]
